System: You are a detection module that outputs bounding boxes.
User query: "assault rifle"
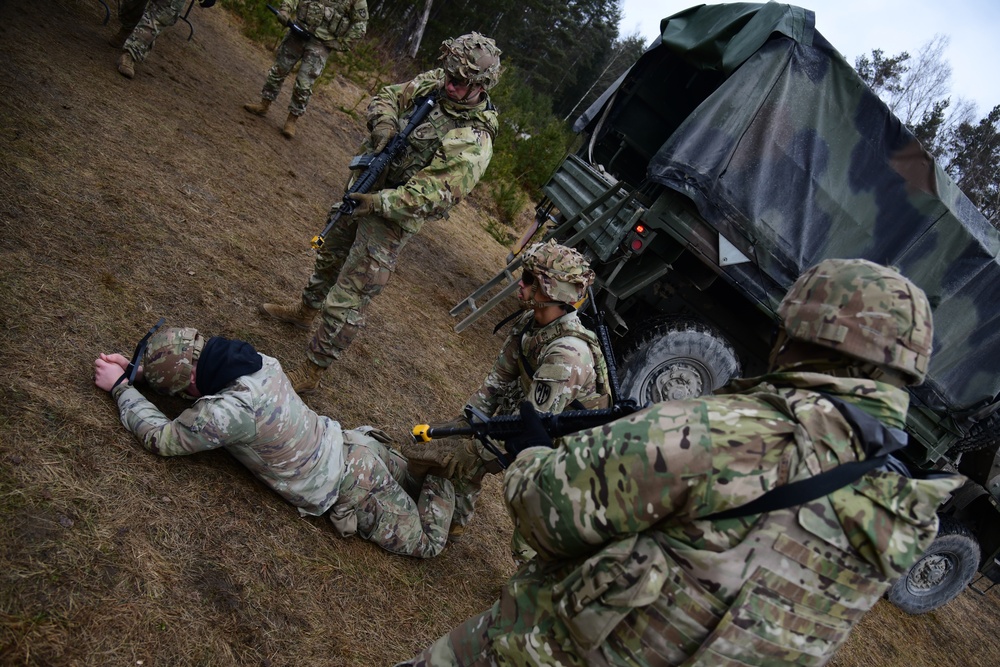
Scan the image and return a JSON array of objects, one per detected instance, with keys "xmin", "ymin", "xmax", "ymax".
[
  {"xmin": 266, "ymin": 4, "xmax": 316, "ymax": 41},
  {"xmin": 412, "ymin": 402, "xmax": 640, "ymax": 469},
  {"xmin": 311, "ymin": 95, "xmax": 438, "ymax": 249}
]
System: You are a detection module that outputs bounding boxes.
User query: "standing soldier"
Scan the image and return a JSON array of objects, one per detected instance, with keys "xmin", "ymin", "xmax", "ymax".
[
  {"xmin": 112, "ymin": 0, "xmax": 217, "ymax": 80},
  {"xmin": 107, "ymin": 0, "xmax": 147, "ymax": 49},
  {"xmin": 403, "ymin": 241, "xmax": 611, "ymax": 558},
  {"xmin": 93, "ymin": 325, "xmax": 454, "ymax": 559},
  {"xmin": 259, "ymin": 33, "xmax": 501, "ymax": 393},
  {"xmin": 396, "ymin": 258, "xmax": 965, "ymax": 665},
  {"xmin": 243, "ymin": 0, "xmax": 369, "ymax": 139}
]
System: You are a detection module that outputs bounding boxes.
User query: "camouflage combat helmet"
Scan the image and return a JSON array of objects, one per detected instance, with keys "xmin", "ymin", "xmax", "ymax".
[
  {"xmin": 778, "ymin": 258, "xmax": 933, "ymax": 384},
  {"xmin": 521, "ymin": 240, "xmax": 595, "ymax": 306},
  {"xmin": 142, "ymin": 327, "xmax": 206, "ymax": 396},
  {"xmin": 439, "ymin": 32, "xmax": 502, "ymax": 90}
]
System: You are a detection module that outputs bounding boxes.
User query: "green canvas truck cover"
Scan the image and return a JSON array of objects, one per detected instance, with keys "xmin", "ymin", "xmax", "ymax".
[{"xmin": 576, "ymin": 2, "xmax": 1000, "ymax": 414}]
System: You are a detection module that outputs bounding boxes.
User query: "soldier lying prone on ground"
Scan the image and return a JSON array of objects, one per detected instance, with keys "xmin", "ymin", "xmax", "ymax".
[{"xmin": 93, "ymin": 324, "xmax": 453, "ymax": 558}]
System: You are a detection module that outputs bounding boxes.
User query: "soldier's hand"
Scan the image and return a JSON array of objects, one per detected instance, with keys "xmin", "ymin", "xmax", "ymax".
[
  {"xmin": 445, "ymin": 440, "xmax": 485, "ymax": 480},
  {"xmin": 399, "ymin": 438, "xmax": 456, "ymax": 478},
  {"xmin": 346, "ymin": 192, "xmax": 375, "ymax": 216},
  {"xmin": 369, "ymin": 122, "xmax": 396, "ymax": 154},
  {"xmin": 94, "ymin": 357, "xmax": 125, "ymax": 392},
  {"xmin": 505, "ymin": 402, "xmax": 553, "ymax": 456},
  {"xmin": 277, "ymin": 10, "xmax": 290, "ymax": 25},
  {"xmin": 99, "ymin": 353, "xmax": 130, "ymax": 371}
]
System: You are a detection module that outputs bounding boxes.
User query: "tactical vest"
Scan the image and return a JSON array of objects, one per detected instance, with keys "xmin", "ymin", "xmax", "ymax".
[
  {"xmin": 384, "ymin": 97, "xmax": 497, "ymax": 188},
  {"xmin": 296, "ymin": 0, "xmax": 356, "ymax": 38},
  {"xmin": 545, "ymin": 389, "xmax": 904, "ymax": 665},
  {"xmin": 499, "ymin": 312, "xmax": 611, "ymax": 414}
]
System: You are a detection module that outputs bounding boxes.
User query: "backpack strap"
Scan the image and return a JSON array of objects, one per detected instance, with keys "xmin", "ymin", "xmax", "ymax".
[{"xmin": 704, "ymin": 393, "xmax": 909, "ymax": 521}]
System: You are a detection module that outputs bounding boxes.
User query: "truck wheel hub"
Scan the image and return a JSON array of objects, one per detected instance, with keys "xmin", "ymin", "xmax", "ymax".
[
  {"xmin": 908, "ymin": 553, "xmax": 954, "ymax": 592},
  {"xmin": 652, "ymin": 360, "xmax": 706, "ymax": 401}
]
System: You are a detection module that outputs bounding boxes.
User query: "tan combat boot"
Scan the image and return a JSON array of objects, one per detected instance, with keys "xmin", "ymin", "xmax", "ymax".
[
  {"xmin": 282, "ymin": 113, "xmax": 299, "ymax": 139},
  {"xmin": 117, "ymin": 52, "xmax": 135, "ymax": 79},
  {"xmin": 258, "ymin": 301, "xmax": 318, "ymax": 329},
  {"xmin": 286, "ymin": 359, "xmax": 326, "ymax": 395},
  {"xmin": 108, "ymin": 27, "xmax": 131, "ymax": 49},
  {"xmin": 243, "ymin": 99, "xmax": 271, "ymax": 116}
]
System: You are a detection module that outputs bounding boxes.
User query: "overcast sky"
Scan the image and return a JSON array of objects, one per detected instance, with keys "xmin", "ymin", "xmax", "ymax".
[{"xmin": 618, "ymin": 0, "xmax": 1000, "ymax": 117}]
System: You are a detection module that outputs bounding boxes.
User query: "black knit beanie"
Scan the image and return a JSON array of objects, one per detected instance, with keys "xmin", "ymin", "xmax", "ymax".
[{"xmin": 195, "ymin": 336, "xmax": 263, "ymax": 396}]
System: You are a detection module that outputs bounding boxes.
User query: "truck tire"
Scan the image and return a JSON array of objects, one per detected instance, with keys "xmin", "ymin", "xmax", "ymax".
[
  {"xmin": 618, "ymin": 318, "xmax": 741, "ymax": 404},
  {"xmin": 947, "ymin": 410, "xmax": 1000, "ymax": 456},
  {"xmin": 887, "ymin": 515, "xmax": 980, "ymax": 614}
]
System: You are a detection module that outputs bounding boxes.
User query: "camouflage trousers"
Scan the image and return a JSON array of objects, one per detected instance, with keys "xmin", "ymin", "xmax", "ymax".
[
  {"xmin": 396, "ymin": 559, "xmax": 593, "ymax": 667},
  {"xmin": 330, "ymin": 436, "xmax": 454, "ymax": 559},
  {"xmin": 452, "ymin": 473, "xmax": 536, "ymax": 564},
  {"xmin": 123, "ymin": 0, "xmax": 186, "ymax": 64},
  {"xmin": 303, "ymin": 212, "xmax": 413, "ymax": 367},
  {"xmin": 118, "ymin": 0, "xmax": 147, "ymax": 30},
  {"xmin": 260, "ymin": 32, "xmax": 332, "ymax": 116},
  {"xmin": 396, "ymin": 602, "xmax": 500, "ymax": 666}
]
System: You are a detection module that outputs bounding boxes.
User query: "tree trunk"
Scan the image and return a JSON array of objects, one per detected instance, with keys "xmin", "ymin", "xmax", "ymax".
[{"xmin": 408, "ymin": 0, "xmax": 434, "ymax": 59}]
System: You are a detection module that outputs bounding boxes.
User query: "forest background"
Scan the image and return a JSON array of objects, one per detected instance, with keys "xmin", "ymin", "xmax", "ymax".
[{"xmin": 227, "ymin": 0, "xmax": 996, "ymax": 227}]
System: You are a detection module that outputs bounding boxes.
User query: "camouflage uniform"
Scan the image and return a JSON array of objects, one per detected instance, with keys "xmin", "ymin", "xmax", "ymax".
[
  {"xmin": 259, "ymin": 0, "xmax": 369, "ymax": 117},
  {"xmin": 450, "ymin": 241, "xmax": 611, "ymax": 557},
  {"xmin": 450, "ymin": 309, "xmax": 611, "ymax": 552},
  {"xmin": 303, "ymin": 66, "xmax": 498, "ymax": 367},
  {"xmin": 112, "ymin": 344, "xmax": 454, "ymax": 558},
  {"xmin": 121, "ymin": 0, "xmax": 187, "ymax": 64},
  {"xmin": 398, "ymin": 259, "xmax": 966, "ymax": 665},
  {"xmin": 117, "ymin": 0, "xmax": 148, "ymax": 32}
]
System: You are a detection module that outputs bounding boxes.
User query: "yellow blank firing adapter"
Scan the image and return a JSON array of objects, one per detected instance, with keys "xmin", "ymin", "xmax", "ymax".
[{"xmin": 412, "ymin": 424, "xmax": 432, "ymax": 442}]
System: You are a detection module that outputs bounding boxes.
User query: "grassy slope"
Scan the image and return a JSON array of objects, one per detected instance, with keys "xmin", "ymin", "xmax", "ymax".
[{"xmin": 0, "ymin": 1, "xmax": 998, "ymax": 665}]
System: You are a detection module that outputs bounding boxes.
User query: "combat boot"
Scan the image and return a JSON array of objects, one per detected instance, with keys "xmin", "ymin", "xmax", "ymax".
[
  {"xmin": 108, "ymin": 27, "xmax": 131, "ymax": 49},
  {"xmin": 282, "ymin": 113, "xmax": 299, "ymax": 139},
  {"xmin": 448, "ymin": 523, "xmax": 466, "ymax": 543},
  {"xmin": 243, "ymin": 99, "xmax": 271, "ymax": 117},
  {"xmin": 286, "ymin": 359, "xmax": 326, "ymax": 395},
  {"xmin": 117, "ymin": 52, "xmax": 135, "ymax": 79},
  {"xmin": 258, "ymin": 300, "xmax": 319, "ymax": 329}
]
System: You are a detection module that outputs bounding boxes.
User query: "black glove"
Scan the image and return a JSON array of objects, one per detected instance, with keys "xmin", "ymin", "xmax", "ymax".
[
  {"xmin": 505, "ymin": 401, "xmax": 553, "ymax": 457},
  {"xmin": 199, "ymin": 0, "xmax": 216, "ymax": 7}
]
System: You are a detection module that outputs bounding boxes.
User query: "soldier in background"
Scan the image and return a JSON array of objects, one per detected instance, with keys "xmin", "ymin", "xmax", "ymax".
[
  {"xmin": 258, "ymin": 33, "xmax": 501, "ymax": 394},
  {"xmin": 93, "ymin": 325, "xmax": 454, "ymax": 559},
  {"xmin": 402, "ymin": 241, "xmax": 611, "ymax": 558},
  {"xmin": 397, "ymin": 258, "xmax": 964, "ymax": 666},
  {"xmin": 243, "ymin": 0, "xmax": 369, "ymax": 139},
  {"xmin": 111, "ymin": 0, "xmax": 216, "ymax": 80}
]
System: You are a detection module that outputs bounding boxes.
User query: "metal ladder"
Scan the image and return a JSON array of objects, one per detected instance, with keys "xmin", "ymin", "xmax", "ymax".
[{"xmin": 451, "ymin": 180, "xmax": 641, "ymax": 332}]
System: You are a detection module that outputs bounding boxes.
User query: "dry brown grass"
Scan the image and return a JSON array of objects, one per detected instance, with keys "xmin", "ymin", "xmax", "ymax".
[{"xmin": 1, "ymin": 1, "xmax": 999, "ymax": 665}]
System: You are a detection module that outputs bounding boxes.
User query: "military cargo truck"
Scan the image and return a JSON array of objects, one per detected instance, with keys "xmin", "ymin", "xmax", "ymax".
[{"xmin": 451, "ymin": 3, "xmax": 1000, "ymax": 613}]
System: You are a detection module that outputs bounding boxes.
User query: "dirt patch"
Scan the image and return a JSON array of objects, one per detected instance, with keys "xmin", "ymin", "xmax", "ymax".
[{"xmin": 1, "ymin": 1, "xmax": 998, "ymax": 665}]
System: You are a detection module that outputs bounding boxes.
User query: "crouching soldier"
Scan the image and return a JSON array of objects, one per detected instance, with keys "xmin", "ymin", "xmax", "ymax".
[
  {"xmin": 403, "ymin": 241, "xmax": 611, "ymax": 561},
  {"xmin": 93, "ymin": 324, "xmax": 453, "ymax": 558}
]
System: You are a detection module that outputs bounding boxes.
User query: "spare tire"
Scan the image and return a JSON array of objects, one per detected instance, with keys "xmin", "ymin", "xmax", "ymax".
[
  {"xmin": 618, "ymin": 318, "xmax": 741, "ymax": 405},
  {"xmin": 887, "ymin": 515, "xmax": 980, "ymax": 614}
]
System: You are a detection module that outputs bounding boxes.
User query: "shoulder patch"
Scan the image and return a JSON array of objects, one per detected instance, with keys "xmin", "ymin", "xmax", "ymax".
[{"xmin": 534, "ymin": 382, "xmax": 552, "ymax": 407}]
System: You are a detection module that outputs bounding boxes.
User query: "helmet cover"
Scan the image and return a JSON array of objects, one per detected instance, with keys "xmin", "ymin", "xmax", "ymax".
[
  {"xmin": 521, "ymin": 240, "xmax": 595, "ymax": 306},
  {"xmin": 142, "ymin": 327, "xmax": 206, "ymax": 396},
  {"xmin": 778, "ymin": 258, "xmax": 933, "ymax": 384},
  {"xmin": 439, "ymin": 32, "xmax": 502, "ymax": 90}
]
